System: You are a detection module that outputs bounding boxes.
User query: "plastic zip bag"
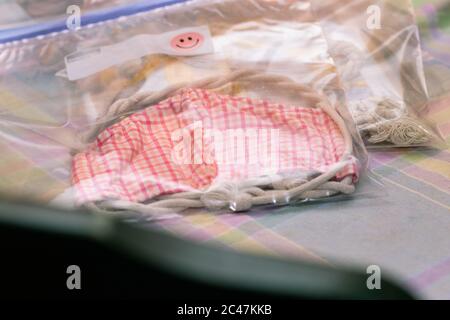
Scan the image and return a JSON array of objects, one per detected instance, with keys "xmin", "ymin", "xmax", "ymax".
[
  {"xmin": 0, "ymin": 0, "xmax": 368, "ymax": 220},
  {"xmin": 311, "ymin": 0, "xmax": 446, "ymax": 148}
]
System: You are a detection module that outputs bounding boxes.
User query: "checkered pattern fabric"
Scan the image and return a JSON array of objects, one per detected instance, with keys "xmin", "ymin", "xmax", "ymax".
[{"xmin": 72, "ymin": 88, "xmax": 358, "ymax": 204}]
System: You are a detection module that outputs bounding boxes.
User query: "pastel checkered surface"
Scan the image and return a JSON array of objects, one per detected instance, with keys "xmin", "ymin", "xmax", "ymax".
[{"xmin": 72, "ymin": 88, "xmax": 358, "ymax": 204}]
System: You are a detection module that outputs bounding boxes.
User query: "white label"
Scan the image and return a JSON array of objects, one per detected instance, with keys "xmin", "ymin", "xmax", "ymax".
[{"xmin": 65, "ymin": 26, "xmax": 214, "ymax": 81}]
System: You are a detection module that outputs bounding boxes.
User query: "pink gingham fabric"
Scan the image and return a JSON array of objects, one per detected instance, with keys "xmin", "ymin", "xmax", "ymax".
[{"xmin": 72, "ymin": 88, "xmax": 358, "ymax": 204}]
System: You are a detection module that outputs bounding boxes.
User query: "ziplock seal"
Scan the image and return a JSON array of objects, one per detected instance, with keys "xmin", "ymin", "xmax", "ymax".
[{"xmin": 0, "ymin": 0, "xmax": 189, "ymax": 44}]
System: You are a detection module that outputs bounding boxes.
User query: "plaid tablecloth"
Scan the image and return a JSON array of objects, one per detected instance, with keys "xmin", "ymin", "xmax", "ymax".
[
  {"xmin": 149, "ymin": 3, "xmax": 450, "ymax": 299},
  {"xmin": 149, "ymin": 85, "xmax": 450, "ymax": 299}
]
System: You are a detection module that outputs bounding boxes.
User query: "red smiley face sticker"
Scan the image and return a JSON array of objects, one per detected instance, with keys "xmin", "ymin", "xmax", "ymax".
[{"xmin": 170, "ymin": 32, "xmax": 204, "ymax": 51}]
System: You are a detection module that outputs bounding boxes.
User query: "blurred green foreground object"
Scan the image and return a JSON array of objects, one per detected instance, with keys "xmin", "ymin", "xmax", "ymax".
[{"xmin": 0, "ymin": 200, "xmax": 416, "ymax": 300}]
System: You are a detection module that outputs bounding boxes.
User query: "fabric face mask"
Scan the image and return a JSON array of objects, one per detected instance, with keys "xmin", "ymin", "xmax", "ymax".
[{"xmin": 72, "ymin": 69, "xmax": 359, "ymax": 217}]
